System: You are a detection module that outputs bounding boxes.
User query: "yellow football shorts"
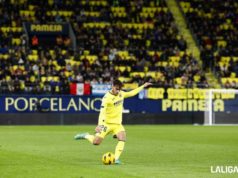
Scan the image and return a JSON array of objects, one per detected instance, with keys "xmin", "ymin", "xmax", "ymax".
[{"xmin": 96, "ymin": 123, "xmax": 125, "ymax": 139}]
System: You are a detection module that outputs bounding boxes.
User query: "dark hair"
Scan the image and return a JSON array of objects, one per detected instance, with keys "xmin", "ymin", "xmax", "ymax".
[{"xmin": 113, "ymin": 79, "xmax": 123, "ymax": 89}]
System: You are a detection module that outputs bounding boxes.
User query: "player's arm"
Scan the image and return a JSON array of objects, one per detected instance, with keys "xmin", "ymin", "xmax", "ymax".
[{"xmin": 123, "ymin": 82, "xmax": 153, "ymax": 98}]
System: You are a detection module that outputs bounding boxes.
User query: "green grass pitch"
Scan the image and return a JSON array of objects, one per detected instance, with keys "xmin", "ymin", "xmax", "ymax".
[{"xmin": 0, "ymin": 125, "xmax": 238, "ymax": 178}]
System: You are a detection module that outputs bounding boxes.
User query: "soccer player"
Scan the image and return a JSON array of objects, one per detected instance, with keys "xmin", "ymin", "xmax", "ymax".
[{"xmin": 74, "ymin": 80, "xmax": 152, "ymax": 164}]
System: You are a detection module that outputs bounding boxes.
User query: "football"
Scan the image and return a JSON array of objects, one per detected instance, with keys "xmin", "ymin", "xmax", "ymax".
[{"xmin": 102, "ymin": 152, "xmax": 115, "ymax": 165}]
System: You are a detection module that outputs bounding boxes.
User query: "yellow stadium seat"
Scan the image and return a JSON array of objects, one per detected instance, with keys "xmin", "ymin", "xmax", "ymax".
[
  {"xmin": 19, "ymin": 66, "xmax": 25, "ymax": 70},
  {"xmin": 194, "ymin": 75, "xmax": 201, "ymax": 82},
  {"xmin": 20, "ymin": 81, "xmax": 25, "ymax": 90},
  {"xmin": 11, "ymin": 21, "xmax": 16, "ymax": 27},
  {"xmin": 68, "ymin": 11, "xmax": 73, "ymax": 16},
  {"xmin": 221, "ymin": 56, "xmax": 230, "ymax": 63},
  {"xmin": 47, "ymin": 60, "xmax": 53, "ymax": 65},
  {"xmin": 221, "ymin": 78, "xmax": 228, "ymax": 84},
  {"xmin": 123, "ymin": 83, "xmax": 139, "ymax": 90},
  {"xmin": 233, "ymin": 57, "xmax": 238, "ymax": 62},
  {"xmin": 156, "ymin": 7, "xmax": 162, "ymax": 12},
  {"xmin": 28, "ymin": 5, "xmax": 35, "ymax": 10},
  {"xmin": 48, "ymin": 0, "xmax": 54, "ymax": 5},
  {"xmin": 230, "ymin": 72, "xmax": 236, "ymax": 78},
  {"xmin": 3, "ymin": 54, "xmax": 9, "ymax": 60},
  {"xmin": 148, "ymin": 51, "xmax": 155, "ymax": 56},
  {"xmin": 1, "ymin": 27, "xmax": 10, "ymax": 33},
  {"xmin": 149, "ymin": 1, "xmax": 155, "ymax": 6},
  {"xmin": 30, "ymin": 76, "xmax": 36, "ymax": 82},
  {"xmin": 55, "ymin": 86, "xmax": 60, "ymax": 93},
  {"xmin": 64, "ymin": 71, "xmax": 71, "ymax": 77},
  {"xmin": 61, "ymin": 50, "xmax": 67, "ymax": 55},
  {"xmin": 170, "ymin": 56, "xmax": 180, "ymax": 62},
  {"xmin": 46, "ymin": 11, "xmax": 51, "ymax": 16},
  {"xmin": 53, "ymin": 76, "xmax": 59, "ymax": 82},
  {"xmin": 27, "ymin": 55, "xmax": 33, "ymax": 61},
  {"xmin": 88, "ymin": 23, "xmax": 94, "ymax": 28},
  {"xmin": 149, "ymin": 13, "xmax": 155, "ymax": 18},
  {"xmin": 144, "ymin": 66, "xmax": 149, "ymax": 72},
  {"xmin": 55, "ymin": 65, "xmax": 61, "ymax": 71},
  {"xmin": 83, "ymin": 50, "xmax": 90, "ymax": 55},
  {"xmin": 19, "ymin": 10, "xmax": 25, "ymax": 16},
  {"xmin": 58, "ymin": 11, "xmax": 64, "ymax": 16},
  {"xmin": 146, "ymin": 40, "xmax": 151, "ymax": 47},
  {"xmin": 119, "ymin": 77, "xmax": 131, "ymax": 83},
  {"xmin": 179, "ymin": 51, "xmax": 185, "ymax": 57},
  {"xmin": 218, "ymin": 61, "xmax": 224, "ymax": 67},
  {"xmin": 119, "ymin": 66, "xmax": 126, "ymax": 72},
  {"xmin": 13, "ymin": 65, "xmax": 18, "ymax": 71},
  {"xmin": 101, "ymin": 1, "xmax": 107, "ymax": 6},
  {"xmin": 147, "ymin": 71, "xmax": 156, "ymax": 79},
  {"xmin": 17, "ymin": 27, "xmax": 22, "ymax": 32},
  {"xmin": 16, "ymin": 38, "xmax": 21, "ymax": 45},
  {"xmin": 47, "ymin": 76, "xmax": 53, "ymax": 82},
  {"xmin": 90, "ymin": 1, "xmax": 96, "ymax": 6},
  {"xmin": 227, "ymin": 78, "xmax": 233, "ymax": 83},
  {"xmin": 217, "ymin": 40, "xmax": 227, "ymax": 47},
  {"xmin": 80, "ymin": 55, "xmax": 86, "ymax": 60},
  {"xmin": 32, "ymin": 50, "xmax": 38, "ymax": 55},
  {"xmin": 102, "ymin": 55, "xmax": 108, "ymax": 61},
  {"xmin": 25, "ymin": 11, "xmax": 30, "ymax": 16},
  {"xmin": 41, "ymin": 76, "xmax": 47, "ymax": 83},
  {"xmin": 161, "ymin": 61, "xmax": 168, "ymax": 67},
  {"xmin": 172, "ymin": 62, "xmax": 179, "ymax": 67},
  {"xmin": 68, "ymin": 56, "xmax": 74, "ymax": 61},
  {"xmin": 187, "ymin": 7, "xmax": 194, "ymax": 13},
  {"xmin": 52, "ymin": 60, "xmax": 58, "ymax": 66},
  {"xmin": 6, "ymin": 75, "xmax": 11, "ymax": 81},
  {"xmin": 127, "ymin": 23, "xmax": 134, "ymax": 29},
  {"xmin": 117, "ymin": 51, "xmax": 129, "ymax": 58},
  {"xmin": 175, "ymin": 78, "xmax": 182, "ymax": 85},
  {"xmin": 12, "ymin": 38, "xmax": 21, "ymax": 45},
  {"xmin": 49, "ymin": 50, "xmax": 55, "ymax": 56},
  {"xmin": 11, "ymin": 27, "xmax": 17, "ymax": 32},
  {"xmin": 29, "ymin": 11, "xmax": 35, "ymax": 16},
  {"xmin": 126, "ymin": 66, "xmax": 131, "ymax": 72},
  {"xmin": 223, "ymin": 24, "xmax": 229, "ymax": 30},
  {"xmin": 124, "ymin": 39, "xmax": 129, "ymax": 46},
  {"xmin": 51, "ymin": 11, "xmax": 57, "ymax": 16},
  {"xmin": 75, "ymin": 61, "xmax": 81, "ymax": 66},
  {"xmin": 130, "ymin": 72, "xmax": 145, "ymax": 78},
  {"xmin": 32, "ymin": 55, "xmax": 38, "ymax": 61}
]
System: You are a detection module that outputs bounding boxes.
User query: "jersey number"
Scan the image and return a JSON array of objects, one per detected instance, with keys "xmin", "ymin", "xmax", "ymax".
[{"xmin": 99, "ymin": 125, "xmax": 107, "ymax": 133}]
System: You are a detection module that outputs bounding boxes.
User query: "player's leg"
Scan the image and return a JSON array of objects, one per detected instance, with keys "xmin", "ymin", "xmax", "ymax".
[
  {"xmin": 74, "ymin": 124, "xmax": 110, "ymax": 145},
  {"xmin": 93, "ymin": 124, "xmax": 110, "ymax": 145},
  {"xmin": 74, "ymin": 132, "xmax": 95, "ymax": 143},
  {"xmin": 114, "ymin": 125, "xmax": 126, "ymax": 164},
  {"xmin": 92, "ymin": 136, "xmax": 103, "ymax": 145},
  {"xmin": 74, "ymin": 132, "xmax": 103, "ymax": 145}
]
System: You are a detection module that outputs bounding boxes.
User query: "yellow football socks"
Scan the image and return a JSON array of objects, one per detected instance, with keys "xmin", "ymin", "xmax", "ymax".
[
  {"xmin": 85, "ymin": 134, "xmax": 95, "ymax": 144},
  {"xmin": 115, "ymin": 141, "xmax": 125, "ymax": 160}
]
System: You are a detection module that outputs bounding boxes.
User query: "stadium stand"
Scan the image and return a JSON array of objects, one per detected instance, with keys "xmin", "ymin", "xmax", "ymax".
[
  {"xmin": 0, "ymin": 0, "xmax": 209, "ymax": 94},
  {"xmin": 178, "ymin": 0, "xmax": 238, "ymax": 88}
]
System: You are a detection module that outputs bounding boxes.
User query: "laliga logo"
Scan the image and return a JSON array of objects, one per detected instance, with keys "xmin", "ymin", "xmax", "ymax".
[{"xmin": 211, "ymin": 166, "xmax": 238, "ymax": 174}]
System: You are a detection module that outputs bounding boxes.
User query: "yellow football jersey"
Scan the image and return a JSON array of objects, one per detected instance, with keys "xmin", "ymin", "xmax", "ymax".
[{"xmin": 98, "ymin": 85, "xmax": 145, "ymax": 125}]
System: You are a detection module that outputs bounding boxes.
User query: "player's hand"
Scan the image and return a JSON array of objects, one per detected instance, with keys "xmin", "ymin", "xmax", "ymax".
[{"xmin": 143, "ymin": 82, "xmax": 153, "ymax": 87}]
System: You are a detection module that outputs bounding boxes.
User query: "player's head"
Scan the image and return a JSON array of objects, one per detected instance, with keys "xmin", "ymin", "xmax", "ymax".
[{"xmin": 111, "ymin": 79, "xmax": 123, "ymax": 95}]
